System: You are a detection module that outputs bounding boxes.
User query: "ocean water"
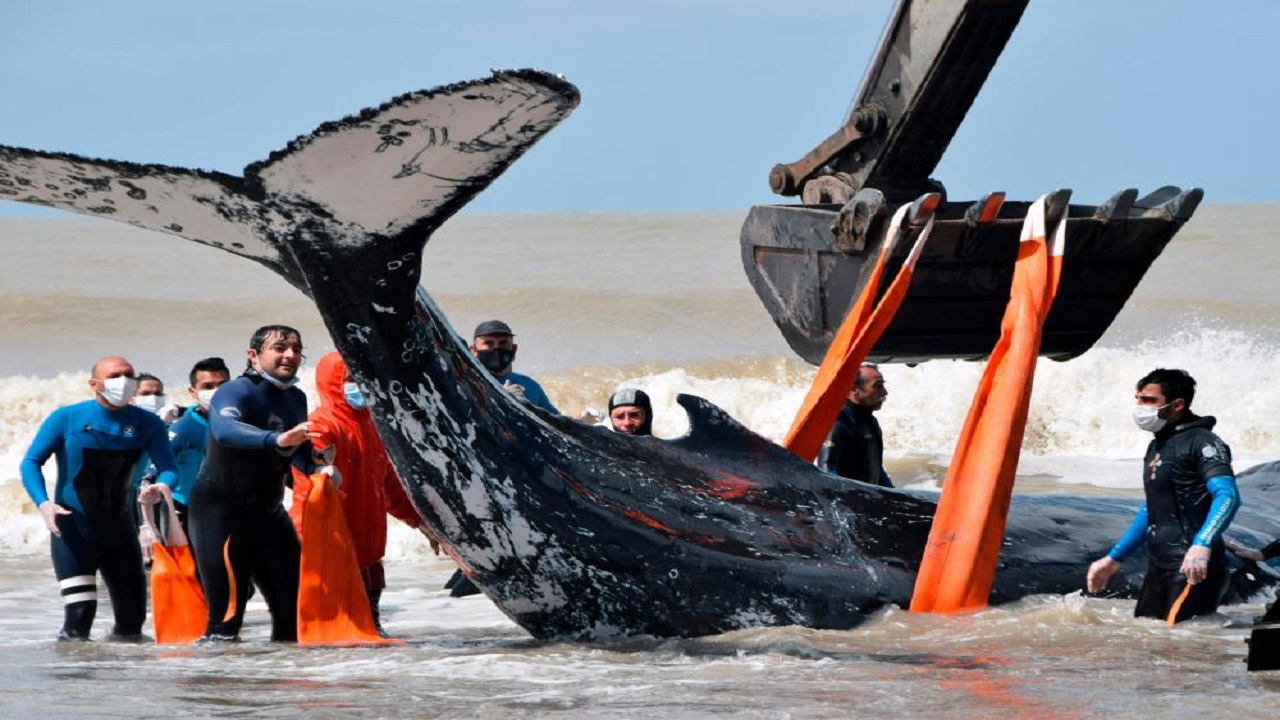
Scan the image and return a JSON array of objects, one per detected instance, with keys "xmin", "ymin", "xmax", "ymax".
[{"xmin": 3, "ymin": 205, "xmax": 1280, "ymax": 717}]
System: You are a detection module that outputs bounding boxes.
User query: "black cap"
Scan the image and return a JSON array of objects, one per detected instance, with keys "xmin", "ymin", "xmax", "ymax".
[{"xmin": 473, "ymin": 320, "xmax": 514, "ymax": 338}]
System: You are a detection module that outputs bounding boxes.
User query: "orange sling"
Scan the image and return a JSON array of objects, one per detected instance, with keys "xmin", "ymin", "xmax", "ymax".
[
  {"xmin": 290, "ymin": 468, "xmax": 395, "ymax": 645},
  {"xmin": 910, "ymin": 193, "xmax": 1067, "ymax": 613},
  {"xmin": 141, "ymin": 485, "xmax": 207, "ymax": 644},
  {"xmin": 783, "ymin": 195, "xmax": 939, "ymax": 460}
]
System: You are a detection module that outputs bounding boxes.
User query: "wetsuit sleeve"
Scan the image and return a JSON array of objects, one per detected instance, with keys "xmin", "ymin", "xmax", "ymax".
[
  {"xmin": 168, "ymin": 419, "xmax": 194, "ymax": 469},
  {"xmin": 1191, "ymin": 475, "xmax": 1240, "ymax": 548},
  {"xmin": 525, "ymin": 381, "xmax": 559, "ymax": 415},
  {"xmin": 20, "ymin": 408, "xmax": 67, "ymax": 505},
  {"xmin": 1193, "ymin": 433, "xmax": 1234, "ymax": 479},
  {"xmin": 209, "ymin": 380, "xmax": 280, "ymax": 449},
  {"xmin": 1108, "ymin": 504, "xmax": 1148, "ymax": 561},
  {"xmin": 143, "ymin": 414, "xmax": 179, "ymax": 489},
  {"xmin": 816, "ymin": 420, "xmax": 852, "ymax": 476}
]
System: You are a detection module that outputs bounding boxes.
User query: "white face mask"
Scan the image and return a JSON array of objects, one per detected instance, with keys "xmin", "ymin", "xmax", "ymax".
[
  {"xmin": 99, "ymin": 376, "xmax": 138, "ymax": 407},
  {"xmin": 133, "ymin": 394, "xmax": 165, "ymax": 413},
  {"xmin": 196, "ymin": 388, "xmax": 217, "ymax": 410},
  {"xmin": 253, "ymin": 361, "xmax": 298, "ymax": 390},
  {"xmin": 1133, "ymin": 403, "xmax": 1170, "ymax": 432}
]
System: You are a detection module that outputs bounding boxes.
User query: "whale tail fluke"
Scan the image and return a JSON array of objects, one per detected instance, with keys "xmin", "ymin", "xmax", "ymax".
[
  {"xmin": 0, "ymin": 144, "xmax": 314, "ymax": 289},
  {"xmin": 0, "ymin": 70, "xmax": 581, "ymax": 299},
  {"xmin": 248, "ymin": 70, "xmax": 579, "ymax": 247}
]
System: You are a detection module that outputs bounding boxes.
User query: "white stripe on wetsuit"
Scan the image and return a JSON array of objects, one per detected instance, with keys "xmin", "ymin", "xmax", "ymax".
[{"xmin": 59, "ymin": 575, "xmax": 96, "ymax": 604}]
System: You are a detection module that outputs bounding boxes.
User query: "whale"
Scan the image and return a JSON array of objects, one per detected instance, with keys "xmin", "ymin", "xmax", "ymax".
[{"xmin": 4, "ymin": 70, "xmax": 1280, "ymax": 640}]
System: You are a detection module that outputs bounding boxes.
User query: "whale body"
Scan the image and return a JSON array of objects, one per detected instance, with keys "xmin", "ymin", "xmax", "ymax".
[{"xmin": 4, "ymin": 70, "xmax": 1280, "ymax": 640}]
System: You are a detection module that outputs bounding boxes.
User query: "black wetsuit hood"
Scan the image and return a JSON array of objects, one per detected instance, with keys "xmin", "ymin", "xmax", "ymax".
[
  {"xmin": 608, "ymin": 388, "xmax": 653, "ymax": 437},
  {"xmin": 1156, "ymin": 412, "xmax": 1216, "ymax": 438}
]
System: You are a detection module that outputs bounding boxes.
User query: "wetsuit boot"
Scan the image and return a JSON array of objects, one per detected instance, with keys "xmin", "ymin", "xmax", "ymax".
[
  {"xmin": 367, "ymin": 587, "xmax": 385, "ymax": 637},
  {"xmin": 444, "ymin": 567, "xmax": 463, "ymax": 590},
  {"xmin": 59, "ymin": 599, "xmax": 96, "ymax": 641},
  {"xmin": 361, "ymin": 562, "xmax": 388, "ymax": 637},
  {"xmin": 450, "ymin": 574, "xmax": 481, "ymax": 598}
]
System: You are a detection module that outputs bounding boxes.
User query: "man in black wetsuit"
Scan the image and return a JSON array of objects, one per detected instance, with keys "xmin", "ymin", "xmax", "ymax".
[
  {"xmin": 817, "ymin": 363, "xmax": 893, "ymax": 488},
  {"xmin": 1086, "ymin": 368, "xmax": 1241, "ymax": 622},
  {"xmin": 188, "ymin": 325, "xmax": 317, "ymax": 641}
]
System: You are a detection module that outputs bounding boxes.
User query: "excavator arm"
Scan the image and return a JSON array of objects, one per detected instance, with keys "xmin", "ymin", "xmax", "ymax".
[
  {"xmin": 771, "ymin": 0, "xmax": 1027, "ymax": 205},
  {"xmin": 742, "ymin": 0, "xmax": 1201, "ymax": 365}
]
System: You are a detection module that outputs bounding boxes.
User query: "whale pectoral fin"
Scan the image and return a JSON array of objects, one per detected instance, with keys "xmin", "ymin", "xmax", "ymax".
[
  {"xmin": 0, "ymin": 146, "xmax": 306, "ymax": 289},
  {"xmin": 668, "ymin": 394, "xmax": 820, "ymax": 473},
  {"xmin": 245, "ymin": 70, "xmax": 580, "ymax": 241}
]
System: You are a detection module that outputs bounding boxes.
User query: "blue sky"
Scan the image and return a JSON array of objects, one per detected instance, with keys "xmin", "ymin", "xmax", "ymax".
[{"xmin": 2, "ymin": 0, "xmax": 1276, "ymax": 215}]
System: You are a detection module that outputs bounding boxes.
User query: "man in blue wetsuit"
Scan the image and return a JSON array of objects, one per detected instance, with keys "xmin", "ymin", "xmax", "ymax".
[
  {"xmin": 1086, "ymin": 368, "xmax": 1240, "ymax": 622},
  {"xmin": 163, "ymin": 357, "xmax": 232, "ymax": 537},
  {"xmin": 188, "ymin": 326, "xmax": 317, "ymax": 642},
  {"xmin": 21, "ymin": 355, "xmax": 177, "ymax": 641},
  {"xmin": 443, "ymin": 320, "xmax": 560, "ymax": 598},
  {"xmin": 132, "ymin": 372, "xmax": 183, "ymax": 425},
  {"xmin": 469, "ymin": 319, "xmax": 559, "ymax": 414}
]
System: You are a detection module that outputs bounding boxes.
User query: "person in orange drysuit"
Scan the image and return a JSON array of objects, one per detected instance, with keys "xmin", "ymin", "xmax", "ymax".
[{"xmin": 308, "ymin": 351, "xmax": 432, "ymax": 633}]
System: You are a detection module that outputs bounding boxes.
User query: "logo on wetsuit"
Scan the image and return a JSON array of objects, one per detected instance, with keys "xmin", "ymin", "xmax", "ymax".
[{"xmin": 1200, "ymin": 438, "xmax": 1230, "ymax": 463}]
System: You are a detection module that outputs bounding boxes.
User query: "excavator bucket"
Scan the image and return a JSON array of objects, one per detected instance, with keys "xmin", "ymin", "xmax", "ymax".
[
  {"xmin": 741, "ymin": 185, "xmax": 1202, "ymax": 365},
  {"xmin": 743, "ymin": 0, "xmax": 1203, "ymax": 364}
]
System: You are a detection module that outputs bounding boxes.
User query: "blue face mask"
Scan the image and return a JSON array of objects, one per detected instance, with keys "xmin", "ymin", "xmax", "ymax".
[{"xmin": 343, "ymin": 382, "xmax": 367, "ymax": 409}]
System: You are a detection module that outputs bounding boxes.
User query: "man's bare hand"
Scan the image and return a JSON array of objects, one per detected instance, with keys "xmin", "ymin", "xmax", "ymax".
[
  {"xmin": 138, "ymin": 525, "xmax": 156, "ymax": 562},
  {"xmin": 1180, "ymin": 545, "xmax": 1211, "ymax": 585},
  {"xmin": 417, "ymin": 524, "xmax": 441, "ymax": 555},
  {"xmin": 1086, "ymin": 556, "xmax": 1120, "ymax": 594},
  {"xmin": 276, "ymin": 421, "xmax": 319, "ymax": 448},
  {"xmin": 137, "ymin": 483, "xmax": 166, "ymax": 505},
  {"xmin": 38, "ymin": 501, "xmax": 71, "ymax": 537}
]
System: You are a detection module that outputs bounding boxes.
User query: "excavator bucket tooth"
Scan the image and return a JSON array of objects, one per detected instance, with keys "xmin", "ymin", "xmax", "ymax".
[
  {"xmin": 965, "ymin": 192, "xmax": 1006, "ymax": 226},
  {"xmin": 1042, "ymin": 189, "xmax": 1073, "ymax": 224},
  {"xmin": 740, "ymin": 188, "xmax": 1200, "ymax": 365},
  {"xmin": 1156, "ymin": 187, "xmax": 1204, "ymax": 222},
  {"xmin": 1093, "ymin": 188, "xmax": 1138, "ymax": 221},
  {"xmin": 907, "ymin": 192, "xmax": 943, "ymax": 226},
  {"xmin": 1135, "ymin": 185, "xmax": 1184, "ymax": 209}
]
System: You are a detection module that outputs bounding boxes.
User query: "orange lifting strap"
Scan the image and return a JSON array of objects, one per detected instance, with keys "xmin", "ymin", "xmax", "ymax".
[
  {"xmin": 910, "ymin": 194, "xmax": 1067, "ymax": 614},
  {"xmin": 783, "ymin": 196, "xmax": 939, "ymax": 460},
  {"xmin": 291, "ymin": 469, "xmax": 396, "ymax": 645},
  {"xmin": 142, "ymin": 485, "xmax": 207, "ymax": 645}
]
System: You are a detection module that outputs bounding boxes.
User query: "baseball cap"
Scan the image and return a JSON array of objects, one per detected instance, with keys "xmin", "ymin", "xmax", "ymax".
[{"xmin": 473, "ymin": 320, "xmax": 514, "ymax": 338}]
